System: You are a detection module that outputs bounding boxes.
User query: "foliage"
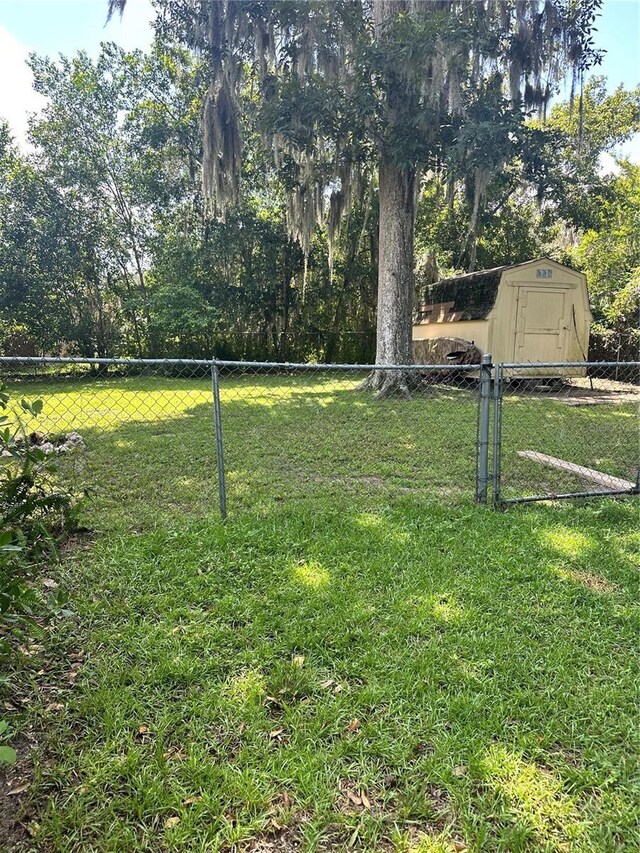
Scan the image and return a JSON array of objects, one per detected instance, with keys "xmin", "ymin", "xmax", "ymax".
[
  {"xmin": 151, "ymin": 0, "xmax": 602, "ymax": 370},
  {"xmin": 0, "ymin": 9, "xmax": 636, "ymax": 363},
  {"xmin": 0, "ymin": 383, "xmax": 81, "ymax": 645},
  {"xmin": 0, "ymin": 718, "xmax": 16, "ymax": 765},
  {"xmin": 531, "ymin": 77, "xmax": 640, "ymax": 231},
  {"xmin": 27, "ymin": 47, "xmax": 159, "ymax": 355},
  {"xmin": 571, "ymin": 162, "xmax": 640, "ymax": 360},
  {"xmin": 0, "ymin": 38, "xmax": 379, "ymax": 363},
  {"xmin": 0, "ymin": 125, "xmax": 119, "ymax": 356},
  {"xmin": 0, "ymin": 384, "xmax": 83, "ymax": 770},
  {"xmin": 145, "ymin": 0, "xmax": 602, "ymax": 216},
  {"xmin": 413, "ymin": 75, "xmax": 640, "ymax": 360}
]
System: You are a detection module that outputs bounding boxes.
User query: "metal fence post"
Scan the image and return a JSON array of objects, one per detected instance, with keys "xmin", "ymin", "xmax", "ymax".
[
  {"xmin": 492, "ymin": 363, "xmax": 503, "ymax": 506},
  {"xmin": 211, "ymin": 360, "xmax": 227, "ymax": 520},
  {"xmin": 476, "ymin": 352, "xmax": 492, "ymax": 504}
]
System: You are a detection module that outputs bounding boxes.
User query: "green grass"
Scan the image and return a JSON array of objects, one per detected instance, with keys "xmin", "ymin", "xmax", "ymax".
[{"xmin": 4, "ymin": 373, "xmax": 639, "ymax": 852}]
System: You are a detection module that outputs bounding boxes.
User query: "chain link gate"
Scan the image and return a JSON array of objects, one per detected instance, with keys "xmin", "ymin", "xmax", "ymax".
[{"xmin": 490, "ymin": 360, "xmax": 640, "ymax": 505}]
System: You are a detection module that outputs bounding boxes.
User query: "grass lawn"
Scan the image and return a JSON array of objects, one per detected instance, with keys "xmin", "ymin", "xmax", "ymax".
[{"xmin": 2, "ymin": 372, "xmax": 639, "ymax": 852}]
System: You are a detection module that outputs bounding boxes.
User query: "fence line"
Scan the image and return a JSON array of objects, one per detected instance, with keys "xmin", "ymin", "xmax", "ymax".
[
  {"xmin": 0, "ymin": 356, "xmax": 215, "ymax": 367},
  {"xmin": 500, "ymin": 361, "xmax": 640, "ymax": 369},
  {"xmin": 215, "ymin": 360, "xmax": 479, "ymax": 371},
  {"xmin": 0, "ymin": 356, "xmax": 637, "ymax": 515},
  {"xmin": 3, "ymin": 356, "xmax": 636, "ymax": 368},
  {"xmin": 0, "ymin": 356, "xmax": 478, "ymax": 371}
]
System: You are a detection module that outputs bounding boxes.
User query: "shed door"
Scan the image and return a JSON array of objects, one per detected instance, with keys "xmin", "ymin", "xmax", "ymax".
[{"xmin": 513, "ymin": 287, "xmax": 569, "ymax": 362}]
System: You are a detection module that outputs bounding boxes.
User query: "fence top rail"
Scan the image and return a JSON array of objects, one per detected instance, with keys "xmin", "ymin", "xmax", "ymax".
[
  {"xmin": 214, "ymin": 359, "xmax": 479, "ymax": 371},
  {"xmin": 1, "ymin": 355, "xmax": 636, "ymax": 371},
  {"xmin": 0, "ymin": 356, "xmax": 214, "ymax": 366},
  {"xmin": 500, "ymin": 360, "xmax": 640, "ymax": 369},
  {"xmin": 0, "ymin": 356, "xmax": 480, "ymax": 372}
]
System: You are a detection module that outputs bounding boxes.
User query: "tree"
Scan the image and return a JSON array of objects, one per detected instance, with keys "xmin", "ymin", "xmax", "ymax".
[
  {"xmin": 0, "ymin": 123, "xmax": 120, "ymax": 356},
  {"xmin": 111, "ymin": 0, "xmax": 602, "ymax": 392},
  {"xmin": 526, "ymin": 77, "xmax": 640, "ymax": 232},
  {"xmin": 29, "ymin": 46, "xmax": 155, "ymax": 354},
  {"xmin": 2, "ymin": 33, "xmax": 377, "ymax": 362},
  {"xmin": 572, "ymin": 162, "xmax": 640, "ymax": 360}
]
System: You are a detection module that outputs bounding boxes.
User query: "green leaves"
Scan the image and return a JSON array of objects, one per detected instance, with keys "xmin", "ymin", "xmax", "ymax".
[
  {"xmin": 0, "ymin": 384, "xmax": 81, "ymax": 661},
  {"xmin": 0, "ymin": 720, "xmax": 16, "ymax": 765},
  {"xmin": 0, "ymin": 744, "xmax": 16, "ymax": 765},
  {"xmin": 20, "ymin": 398, "xmax": 44, "ymax": 418},
  {"xmin": 0, "ymin": 530, "xmax": 22, "ymax": 553}
]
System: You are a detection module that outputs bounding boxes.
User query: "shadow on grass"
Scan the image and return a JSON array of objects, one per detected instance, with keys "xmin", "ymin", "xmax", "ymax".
[
  {"xmin": 30, "ymin": 443, "xmax": 640, "ymax": 851},
  {"xmin": 18, "ymin": 372, "xmax": 634, "ymax": 515},
  {"xmin": 7, "ymin": 377, "xmax": 639, "ymax": 850},
  {"xmin": 499, "ymin": 394, "xmax": 638, "ymax": 498},
  {"xmin": 64, "ymin": 391, "xmax": 480, "ymax": 529}
]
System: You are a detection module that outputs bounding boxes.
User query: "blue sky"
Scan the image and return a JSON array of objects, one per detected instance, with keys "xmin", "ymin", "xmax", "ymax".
[
  {"xmin": 0, "ymin": 0, "xmax": 638, "ymax": 152},
  {"xmin": 0, "ymin": 0, "xmax": 155, "ymax": 58},
  {"xmin": 0, "ymin": 0, "xmax": 154, "ymax": 141}
]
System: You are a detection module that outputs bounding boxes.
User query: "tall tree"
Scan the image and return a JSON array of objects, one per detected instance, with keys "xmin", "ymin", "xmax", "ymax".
[
  {"xmin": 573, "ymin": 162, "xmax": 640, "ymax": 360},
  {"xmin": 536, "ymin": 77, "xmax": 640, "ymax": 231},
  {"xmin": 0, "ymin": 122, "xmax": 120, "ymax": 356},
  {"xmin": 29, "ymin": 46, "xmax": 155, "ymax": 354},
  {"xmin": 110, "ymin": 0, "xmax": 602, "ymax": 389}
]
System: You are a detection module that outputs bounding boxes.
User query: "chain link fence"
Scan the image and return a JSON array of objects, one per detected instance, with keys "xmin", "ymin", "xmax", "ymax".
[
  {"xmin": 213, "ymin": 360, "xmax": 481, "ymax": 515},
  {"xmin": 0, "ymin": 356, "xmax": 637, "ymax": 516},
  {"xmin": 0, "ymin": 357, "xmax": 220, "ymax": 522},
  {"xmin": 493, "ymin": 361, "xmax": 640, "ymax": 504}
]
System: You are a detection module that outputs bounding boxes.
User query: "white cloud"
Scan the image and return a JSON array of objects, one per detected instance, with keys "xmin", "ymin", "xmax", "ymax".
[{"xmin": 0, "ymin": 26, "xmax": 47, "ymax": 148}]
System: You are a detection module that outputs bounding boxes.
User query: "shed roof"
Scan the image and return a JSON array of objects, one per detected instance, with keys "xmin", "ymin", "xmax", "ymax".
[{"xmin": 415, "ymin": 258, "xmax": 571, "ymax": 324}]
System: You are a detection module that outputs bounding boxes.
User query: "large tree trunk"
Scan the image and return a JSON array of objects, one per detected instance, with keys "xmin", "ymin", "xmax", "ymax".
[
  {"xmin": 364, "ymin": 157, "xmax": 416, "ymax": 396},
  {"xmin": 363, "ymin": 0, "xmax": 418, "ymax": 396}
]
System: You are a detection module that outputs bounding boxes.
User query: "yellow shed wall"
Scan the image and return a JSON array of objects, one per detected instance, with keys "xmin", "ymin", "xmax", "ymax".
[
  {"xmin": 412, "ymin": 318, "xmax": 490, "ymax": 352},
  {"xmin": 489, "ymin": 261, "xmax": 591, "ymax": 369}
]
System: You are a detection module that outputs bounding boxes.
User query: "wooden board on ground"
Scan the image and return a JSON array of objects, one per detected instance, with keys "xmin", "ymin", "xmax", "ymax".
[{"xmin": 516, "ymin": 451, "xmax": 636, "ymax": 492}]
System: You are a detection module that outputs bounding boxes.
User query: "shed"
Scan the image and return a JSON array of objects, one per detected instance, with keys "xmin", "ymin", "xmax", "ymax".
[{"xmin": 413, "ymin": 258, "xmax": 591, "ymax": 374}]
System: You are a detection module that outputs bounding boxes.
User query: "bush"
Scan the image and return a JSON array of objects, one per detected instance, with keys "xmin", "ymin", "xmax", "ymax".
[{"xmin": 0, "ymin": 383, "xmax": 82, "ymax": 639}]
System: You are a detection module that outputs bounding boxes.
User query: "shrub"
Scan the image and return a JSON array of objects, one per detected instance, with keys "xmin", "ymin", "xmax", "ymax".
[{"xmin": 0, "ymin": 382, "xmax": 82, "ymax": 639}]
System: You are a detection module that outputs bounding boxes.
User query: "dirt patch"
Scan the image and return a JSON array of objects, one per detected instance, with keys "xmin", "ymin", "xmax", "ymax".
[
  {"xmin": 542, "ymin": 745, "xmax": 584, "ymax": 771},
  {"xmin": 58, "ymin": 528, "xmax": 96, "ymax": 556},
  {"xmin": 0, "ymin": 733, "xmax": 38, "ymax": 851},
  {"xmin": 559, "ymin": 391, "xmax": 638, "ymax": 406},
  {"xmin": 424, "ymin": 782, "xmax": 452, "ymax": 817},
  {"xmin": 558, "ymin": 568, "xmax": 618, "ymax": 594},
  {"xmin": 339, "ymin": 475, "xmax": 420, "ymax": 493},
  {"xmin": 517, "ymin": 380, "xmax": 639, "ymax": 407},
  {"xmin": 299, "ymin": 472, "xmax": 421, "ymax": 493},
  {"xmin": 240, "ymin": 832, "xmax": 302, "ymax": 852}
]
